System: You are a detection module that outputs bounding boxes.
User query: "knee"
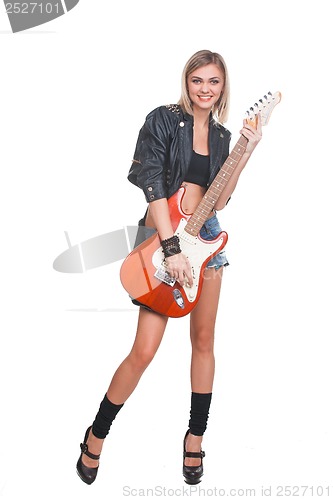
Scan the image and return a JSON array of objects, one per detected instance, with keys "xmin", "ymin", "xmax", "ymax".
[
  {"xmin": 191, "ymin": 327, "xmax": 215, "ymax": 354},
  {"xmin": 129, "ymin": 346, "xmax": 157, "ymax": 371}
]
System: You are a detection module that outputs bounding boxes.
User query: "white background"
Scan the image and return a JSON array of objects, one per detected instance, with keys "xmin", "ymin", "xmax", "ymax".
[{"xmin": 1, "ymin": 1, "xmax": 332, "ymax": 498}]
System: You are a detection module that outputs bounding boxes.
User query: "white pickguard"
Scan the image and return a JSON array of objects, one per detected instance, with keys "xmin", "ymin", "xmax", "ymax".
[{"xmin": 152, "ymin": 218, "xmax": 225, "ymax": 302}]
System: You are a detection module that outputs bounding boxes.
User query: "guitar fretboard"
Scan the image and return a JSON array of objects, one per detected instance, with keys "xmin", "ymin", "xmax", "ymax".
[{"xmin": 184, "ymin": 136, "xmax": 248, "ymax": 236}]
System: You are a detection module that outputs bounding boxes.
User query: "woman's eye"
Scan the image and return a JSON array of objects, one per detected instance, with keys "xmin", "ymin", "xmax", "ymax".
[
  {"xmin": 211, "ymin": 80, "xmax": 219, "ymax": 85},
  {"xmin": 192, "ymin": 79, "xmax": 201, "ymax": 84}
]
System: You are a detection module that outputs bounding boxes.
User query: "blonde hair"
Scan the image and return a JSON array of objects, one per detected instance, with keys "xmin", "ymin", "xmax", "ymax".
[{"xmin": 178, "ymin": 50, "xmax": 230, "ymax": 124}]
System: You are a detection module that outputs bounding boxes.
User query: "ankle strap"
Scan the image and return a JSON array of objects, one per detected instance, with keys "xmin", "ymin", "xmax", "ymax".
[
  {"xmin": 80, "ymin": 442, "xmax": 100, "ymax": 461},
  {"xmin": 183, "ymin": 450, "xmax": 205, "ymax": 459}
]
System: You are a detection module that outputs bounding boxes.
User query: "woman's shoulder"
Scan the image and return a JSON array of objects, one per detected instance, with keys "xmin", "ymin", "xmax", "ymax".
[
  {"xmin": 142, "ymin": 104, "xmax": 184, "ymax": 136},
  {"xmin": 145, "ymin": 104, "xmax": 184, "ymax": 122}
]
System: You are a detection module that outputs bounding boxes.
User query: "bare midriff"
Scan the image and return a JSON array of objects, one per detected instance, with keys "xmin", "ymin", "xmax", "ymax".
[
  {"xmin": 179, "ymin": 182, "xmax": 206, "ymax": 214},
  {"xmin": 145, "ymin": 182, "xmax": 207, "ymax": 229}
]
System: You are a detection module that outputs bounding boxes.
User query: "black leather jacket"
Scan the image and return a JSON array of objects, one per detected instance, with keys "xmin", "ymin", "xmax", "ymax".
[{"xmin": 128, "ymin": 104, "xmax": 231, "ymax": 203}]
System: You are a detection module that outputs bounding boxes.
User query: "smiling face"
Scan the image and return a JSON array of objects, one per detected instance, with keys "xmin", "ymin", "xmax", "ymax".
[{"xmin": 187, "ymin": 63, "xmax": 225, "ymax": 113}]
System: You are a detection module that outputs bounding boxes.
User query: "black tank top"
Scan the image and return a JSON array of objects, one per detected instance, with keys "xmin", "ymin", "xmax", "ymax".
[{"xmin": 184, "ymin": 151, "xmax": 210, "ymax": 187}]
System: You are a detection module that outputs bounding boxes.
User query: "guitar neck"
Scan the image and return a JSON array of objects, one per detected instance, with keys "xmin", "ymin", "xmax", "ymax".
[{"xmin": 184, "ymin": 135, "xmax": 248, "ymax": 236}]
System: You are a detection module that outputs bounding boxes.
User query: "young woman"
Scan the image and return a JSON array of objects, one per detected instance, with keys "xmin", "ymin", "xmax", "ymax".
[{"xmin": 76, "ymin": 49, "xmax": 262, "ymax": 485}]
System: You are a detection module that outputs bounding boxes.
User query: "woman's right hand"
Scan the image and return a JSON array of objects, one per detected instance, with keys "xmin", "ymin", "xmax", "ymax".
[{"xmin": 165, "ymin": 252, "xmax": 193, "ymax": 287}]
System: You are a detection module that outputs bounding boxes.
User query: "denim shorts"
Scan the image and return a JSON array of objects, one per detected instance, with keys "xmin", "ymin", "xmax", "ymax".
[
  {"xmin": 200, "ymin": 213, "xmax": 229, "ymax": 270},
  {"xmin": 134, "ymin": 212, "xmax": 229, "ymax": 270}
]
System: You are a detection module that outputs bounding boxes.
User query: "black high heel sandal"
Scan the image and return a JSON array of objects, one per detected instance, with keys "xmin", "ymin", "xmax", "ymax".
[
  {"xmin": 76, "ymin": 426, "xmax": 101, "ymax": 485},
  {"xmin": 183, "ymin": 429, "xmax": 205, "ymax": 485}
]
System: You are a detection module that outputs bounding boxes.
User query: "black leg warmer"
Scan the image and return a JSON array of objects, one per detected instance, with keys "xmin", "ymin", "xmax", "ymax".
[
  {"xmin": 91, "ymin": 394, "xmax": 124, "ymax": 439},
  {"xmin": 188, "ymin": 392, "xmax": 212, "ymax": 436}
]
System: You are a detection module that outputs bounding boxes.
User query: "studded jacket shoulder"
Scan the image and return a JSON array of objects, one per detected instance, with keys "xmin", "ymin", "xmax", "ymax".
[{"xmin": 128, "ymin": 104, "xmax": 231, "ymax": 203}]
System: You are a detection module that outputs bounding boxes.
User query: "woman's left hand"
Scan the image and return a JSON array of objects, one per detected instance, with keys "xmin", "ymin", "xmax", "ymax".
[{"xmin": 240, "ymin": 113, "xmax": 262, "ymax": 154}]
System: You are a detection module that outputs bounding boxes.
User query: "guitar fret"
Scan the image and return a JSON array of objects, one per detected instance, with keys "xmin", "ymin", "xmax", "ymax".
[
  {"xmin": 193, "ymin": 212, "xmax": 208, "ymax": 220},
  {"xmin": 230, "ymin": 150, "xmax": 243, "ymax": 159},
  {"xmin": 212, "ymin": 182, "xmax": 224, "ymax": 194},
  {"xmin": 219, "ymin": 170, "xmax": 232, "ymax": 178}
]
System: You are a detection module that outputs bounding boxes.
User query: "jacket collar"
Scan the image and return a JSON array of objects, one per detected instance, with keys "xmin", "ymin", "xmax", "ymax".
[{"xmin": 181, "ymin": 108, "xmax": 222, "ymax": 128}]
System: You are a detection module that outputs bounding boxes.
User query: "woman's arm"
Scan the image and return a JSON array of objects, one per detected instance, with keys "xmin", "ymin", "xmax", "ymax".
[
  {"xmin": 147, "ymin": 198, "xmax": 174, "ymax": 240},
  {"xmin": 215, "ymin": 115, "xmax": 262, "ymax": 210},
  {"xmin": 148, "ymin": 198, "xmax": 193, "ymax": 287}
]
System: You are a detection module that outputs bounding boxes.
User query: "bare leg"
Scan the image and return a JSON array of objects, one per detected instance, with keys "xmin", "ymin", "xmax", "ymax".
[
  {"xmin": 185, "ymin": 267, "xmax": 223, "ymax": 466},
  {"xmin": 82, "ymin": 307, "xmax": 168, "ymax": 467}
]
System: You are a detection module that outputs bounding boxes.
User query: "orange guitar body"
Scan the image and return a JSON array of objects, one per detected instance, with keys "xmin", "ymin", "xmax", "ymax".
[{"xmin": 120, "ymin": 187, "xmax": 228, "ymax": 318}]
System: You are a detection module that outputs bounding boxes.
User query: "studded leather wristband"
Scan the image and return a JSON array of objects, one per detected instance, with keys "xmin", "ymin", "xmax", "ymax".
[{"xmin": 161, "ymin": 235, "xmax": 181, "ymax": 258}]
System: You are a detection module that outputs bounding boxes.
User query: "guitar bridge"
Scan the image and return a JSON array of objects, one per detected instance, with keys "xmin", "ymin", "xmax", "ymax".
[{"xmin": 154, "ymin": 265, "xmax": 176, "ymax": 286}]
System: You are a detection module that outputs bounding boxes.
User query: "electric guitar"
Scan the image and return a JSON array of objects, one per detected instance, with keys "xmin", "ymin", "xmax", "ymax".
[{"xmin": 120, "ymin": 91, "xmax": 281, "ymax": 317}]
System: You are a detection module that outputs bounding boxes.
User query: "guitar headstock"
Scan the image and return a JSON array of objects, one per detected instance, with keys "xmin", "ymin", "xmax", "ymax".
[{"xmin": 246, "ymin": 91, "xmax": 281, "ymax": 128}]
